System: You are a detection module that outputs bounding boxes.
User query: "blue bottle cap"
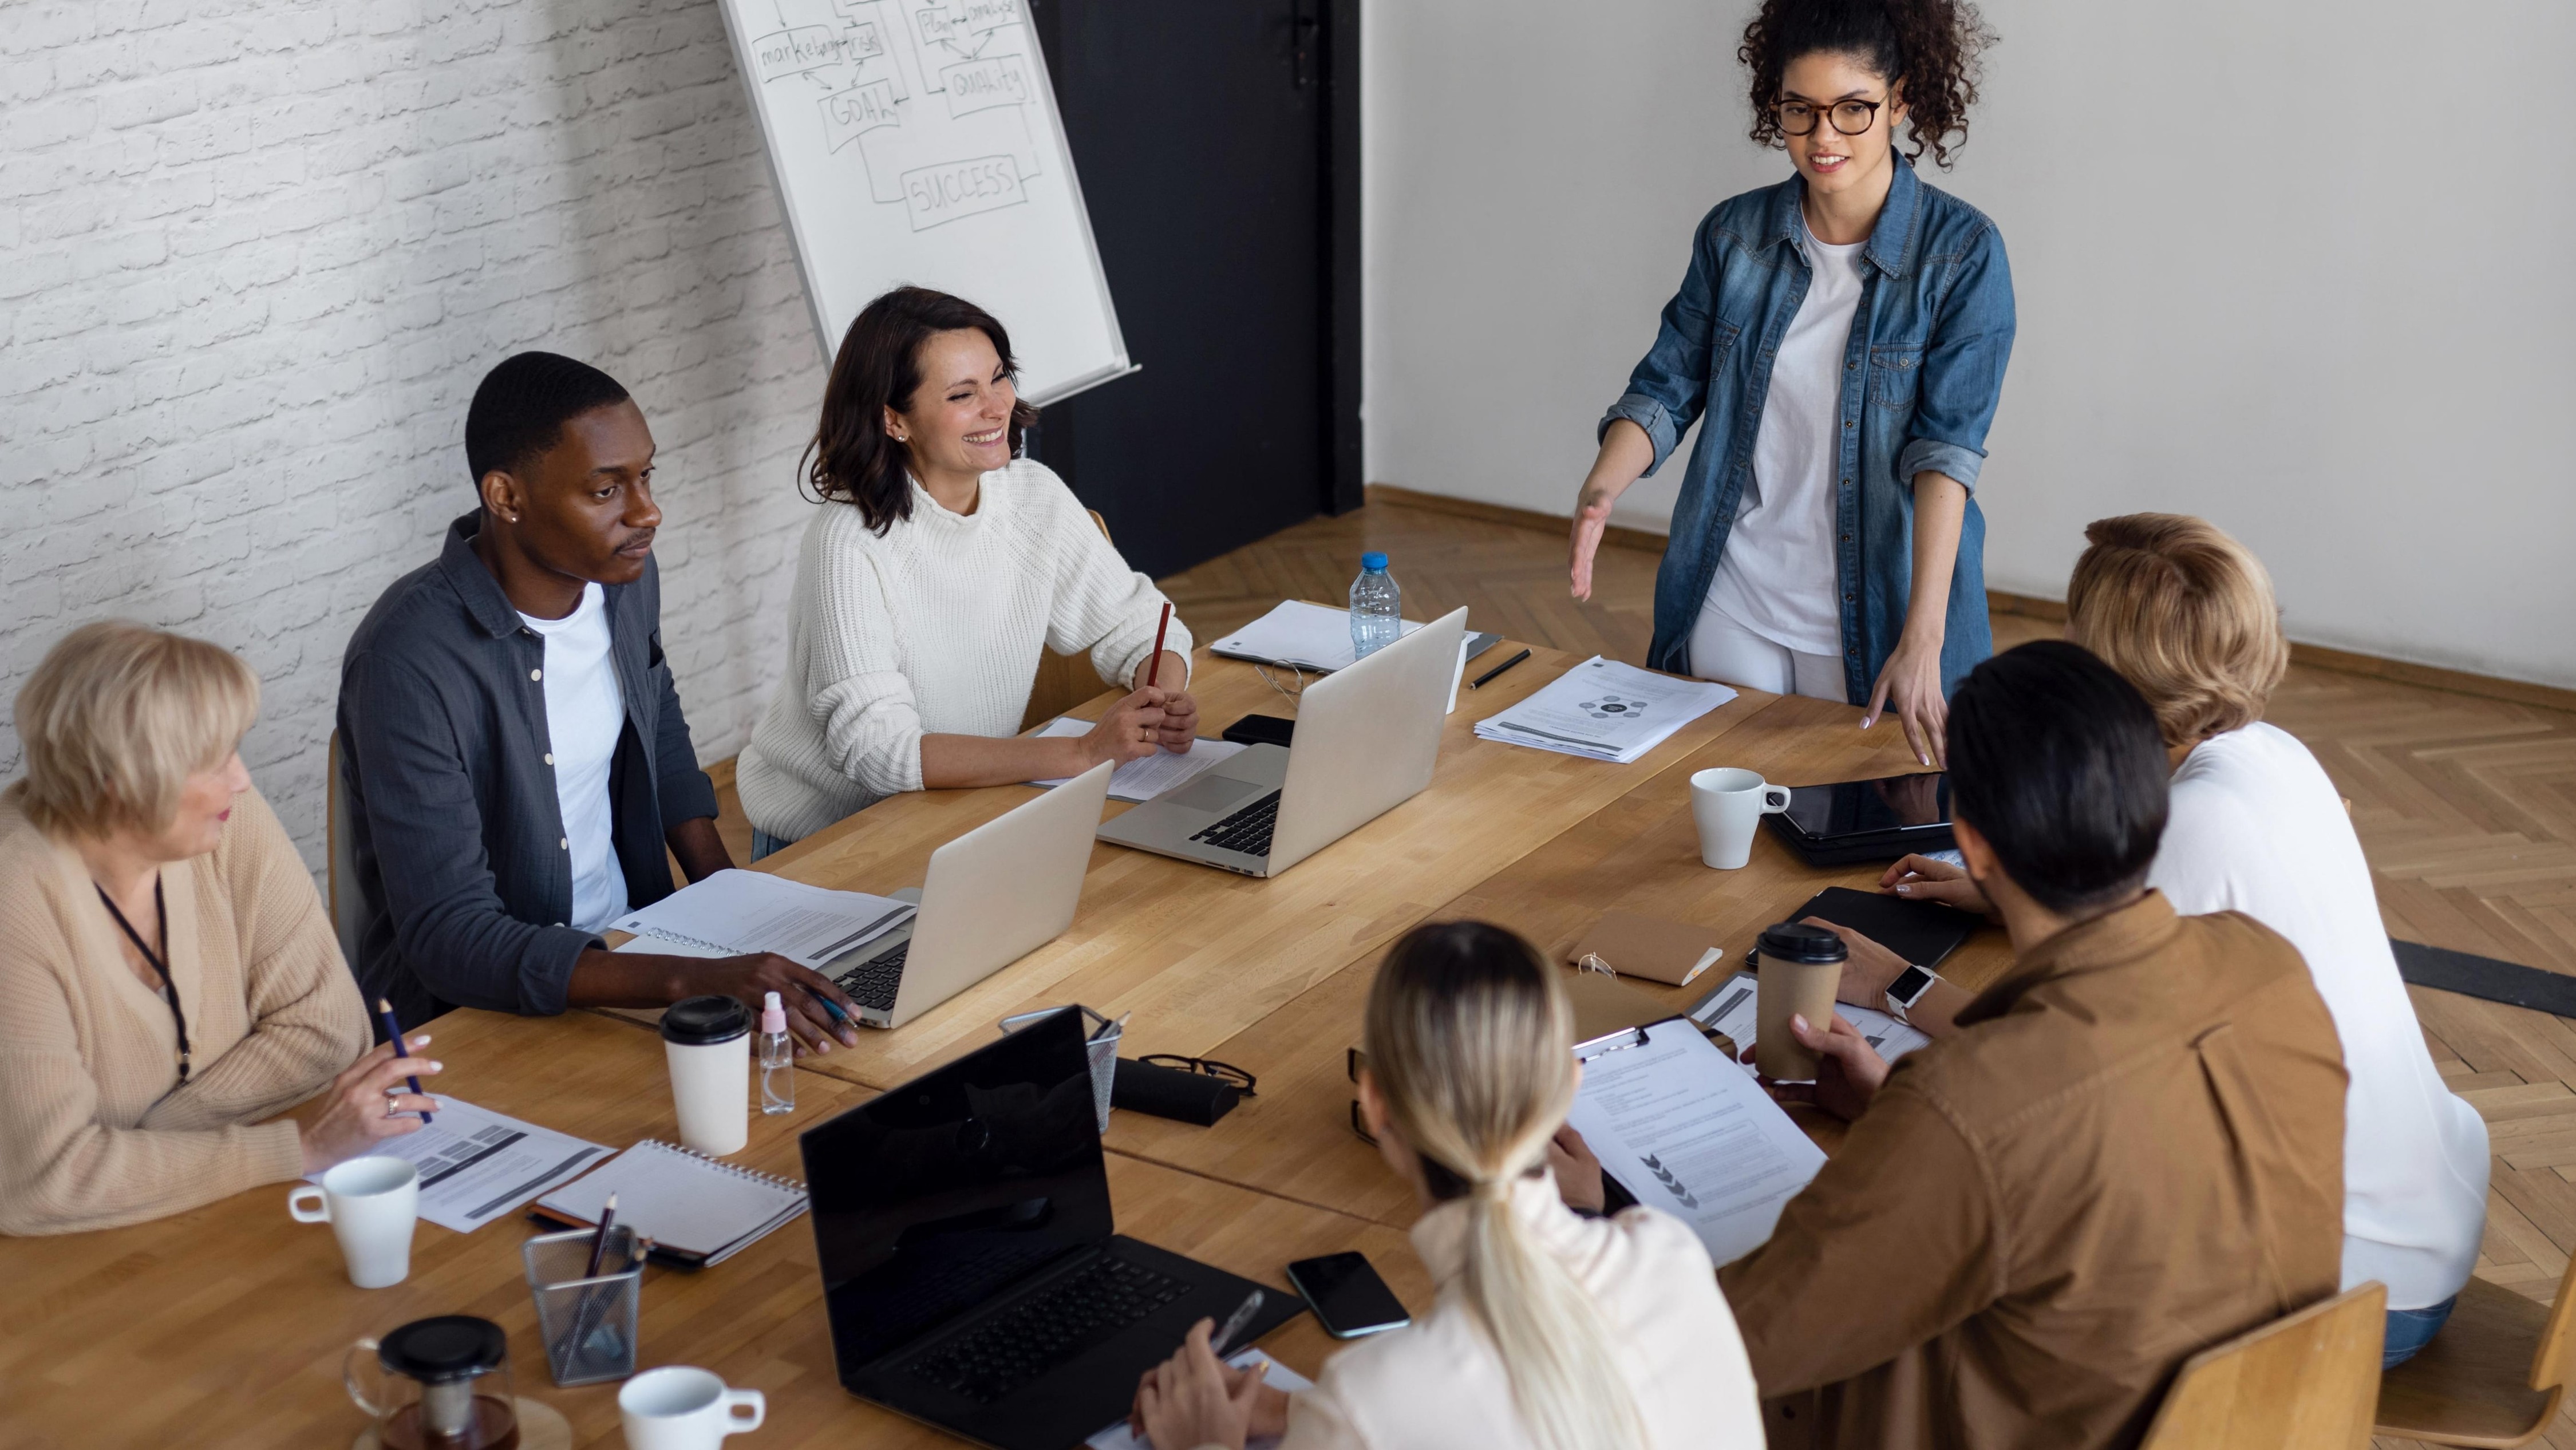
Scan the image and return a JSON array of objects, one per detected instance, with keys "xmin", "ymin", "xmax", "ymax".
[{"xmin": 1360, "ymin": 551, "xmax": 1388, "ymax": 571}]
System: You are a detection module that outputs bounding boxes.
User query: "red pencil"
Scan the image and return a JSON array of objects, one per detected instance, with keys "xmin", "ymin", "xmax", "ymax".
[{"xmin": 1145, "ymin": 601, "xmax": 1173, "ymax": 688}]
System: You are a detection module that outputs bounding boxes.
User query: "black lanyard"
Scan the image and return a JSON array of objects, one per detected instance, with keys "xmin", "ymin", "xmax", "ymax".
[{"xmin": 96, "ymin": 879, "xmax": 191, "ymax": 1085}]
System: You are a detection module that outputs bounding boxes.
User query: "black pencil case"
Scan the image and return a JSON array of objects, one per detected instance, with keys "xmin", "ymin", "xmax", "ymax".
[{"xmin": 1112, "ymin": 1057, "xmax": 1241, "ymax": 1125}]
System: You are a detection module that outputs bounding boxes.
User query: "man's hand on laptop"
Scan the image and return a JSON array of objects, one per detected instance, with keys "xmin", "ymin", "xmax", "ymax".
[{"xmin": 688, "ymin": 955, "xmax": 861, "ymax": 1053}]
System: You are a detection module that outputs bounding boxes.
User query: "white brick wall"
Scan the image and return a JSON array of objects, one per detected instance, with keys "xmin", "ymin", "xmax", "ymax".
[{"xmin": 0, "ymin": 0, "xmax": 834, "ymax": 877}]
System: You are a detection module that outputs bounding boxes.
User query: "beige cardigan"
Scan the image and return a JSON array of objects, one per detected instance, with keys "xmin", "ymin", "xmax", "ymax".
[
  {"xmin": 1276, "ymin": 1175, "xmax": 1765, "ymax": 1450},
  {"xmin": 0, "ymin": 785, "xmax": 370, "ymax": 1234}
]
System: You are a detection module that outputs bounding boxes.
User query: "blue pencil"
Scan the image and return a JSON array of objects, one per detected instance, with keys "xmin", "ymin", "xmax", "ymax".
[{"xmin": 376, "ymin": 997, "xmax": 432, "ymax": 1125}]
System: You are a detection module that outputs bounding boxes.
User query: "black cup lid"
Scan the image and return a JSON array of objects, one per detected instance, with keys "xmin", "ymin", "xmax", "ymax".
[
  {"xmin": 1757, "ymin": 922, "xmax": 1848, "ymax": 964},
  {"xmin": 662, "ymin": 994, "xmax": 751, "ymax": 1045},
  {"xmin": 379, "ymin": 1315, "xmax": 508, "ymax": 1382}
]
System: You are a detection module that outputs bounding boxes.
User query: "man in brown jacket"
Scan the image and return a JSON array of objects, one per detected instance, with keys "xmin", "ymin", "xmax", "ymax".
[{"xmin": 1718, "ymin": 641, "xmax": 2349, "ymax": 1449}]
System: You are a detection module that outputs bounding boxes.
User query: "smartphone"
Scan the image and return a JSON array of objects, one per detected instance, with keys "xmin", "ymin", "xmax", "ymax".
[{"xmin": 1286, "ymin": 1252, "xmax": 1411, "ymax": 1340}]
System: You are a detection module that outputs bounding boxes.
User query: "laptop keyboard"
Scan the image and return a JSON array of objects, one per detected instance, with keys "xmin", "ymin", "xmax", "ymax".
[
  {"xmin": 1188, "ymin": 791, "xmax": 1281, "ymax": 858},
  {"xmin": 903, "ymin": 1253, "xmax": 1190, "ymax": 1404},
  {"xmin": 834, "ymin": 939, "xmax": 909, "ymax": 1011}
]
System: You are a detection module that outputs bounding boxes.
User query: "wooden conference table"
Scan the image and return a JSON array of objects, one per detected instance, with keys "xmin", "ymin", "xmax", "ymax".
[{"xmin": 0, "ymin": 636, "xmax": 2012, "ymax": 1448}]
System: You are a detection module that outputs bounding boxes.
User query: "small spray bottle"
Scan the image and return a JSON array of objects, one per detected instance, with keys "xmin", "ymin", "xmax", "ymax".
[{"xmin": 759, "ymin": 991, "xmax": 795, "ymax": 1116}]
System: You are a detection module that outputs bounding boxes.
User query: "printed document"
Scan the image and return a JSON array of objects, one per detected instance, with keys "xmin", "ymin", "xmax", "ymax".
[
  {"xmin": 306, "ymin": 1097, "xmax": 610, "ymax": 1233},
  {"xmin": 1688, "ymin": 970, "xmax": 1933, "ymax": 1065},
  {"xmin": 609, "ymin": 870, "xmax": 914, "ymax": 969},
  {"xmin": 1027, "ymin": 719, "xmax": 1249, "ymax": 801},
  {"xmin": 1475, "ymin": 657, "xmax": 1735, "ymax": 764},
  {"xmin": 1566, "ymin": 1020, "xmax": 1825, "ymax": 1265},
  {"xmin": 1088, "ymin": 1351, "xmax": 1314, "ymax": 1450},
  {"xmin": 1211, "ymin": 600, "xmax": 1422, "ymax": 672}
]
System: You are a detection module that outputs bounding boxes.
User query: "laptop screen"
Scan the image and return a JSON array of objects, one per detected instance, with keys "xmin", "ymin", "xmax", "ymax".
[{"xmin": 801, "ymin": 1009, "xmax": 1111, "ymax": 1371}]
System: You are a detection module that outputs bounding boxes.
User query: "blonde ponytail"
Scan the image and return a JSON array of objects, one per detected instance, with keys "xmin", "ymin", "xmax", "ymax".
[{"xmin": 1365, "ymin": 922, "xmax": 1647, "ymax": 1450}]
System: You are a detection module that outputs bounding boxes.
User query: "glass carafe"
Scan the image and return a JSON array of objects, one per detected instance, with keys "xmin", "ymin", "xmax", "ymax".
[{"xmin": 345, "ymin": 1315, "xmax": 521, "ymax": 1449}]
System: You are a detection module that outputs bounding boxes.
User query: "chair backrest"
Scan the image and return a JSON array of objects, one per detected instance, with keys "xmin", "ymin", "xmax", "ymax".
[
  {"xmin": 325, "ymin": 730, "xmax": 363, "ymax": 971},
  {"xmin": 2139, "ymin": 1283, "xmax": 2387, "ymax": 1450},
  {"xmin": 2531, "ymin": 1248, "xmax": 2576, "ymax": 1392},
  {"xmin": 1017, "ymin": 509, "xmax": 1123, "ymax": 733}
]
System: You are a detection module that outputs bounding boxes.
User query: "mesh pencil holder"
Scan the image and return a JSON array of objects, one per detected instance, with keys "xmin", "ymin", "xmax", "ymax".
[
  {"xmin": 521, "ymin": 1224, "xmax": 642, "ymax": 1387},
  {"xmin": 998, "ymin": 1005, "xmax": 1121, "ymax": 1133}
]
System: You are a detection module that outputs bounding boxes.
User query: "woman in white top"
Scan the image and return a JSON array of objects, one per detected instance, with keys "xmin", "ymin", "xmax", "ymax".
[
  {"xmin": 1850, "ymin": 514, "xmax": 2488, "ymax": 1367},
  {"xmin": 1129, "ymin": 920, "xmax": 1763, "ymax": 1450},
  {"xmin": 737, "ymin": 286, "xmax": 1198, "ymax": 854}
]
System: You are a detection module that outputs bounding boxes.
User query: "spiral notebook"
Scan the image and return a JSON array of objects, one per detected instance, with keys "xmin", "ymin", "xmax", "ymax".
[{"xmin": 534, "ymin": 1141, "xmax": 808, "ymax": 1267}]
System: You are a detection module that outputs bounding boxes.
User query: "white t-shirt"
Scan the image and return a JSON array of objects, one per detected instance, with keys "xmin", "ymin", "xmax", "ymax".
[
  {"xmin": 2150, "ymin": 722, "xmax": 2489, "ymax": 1310},
  {"xmin": 1700, "ymin": 222, "xmax": 1864, "ymax": 657},
  {"xmin": 518, "ymin": 583, "xmax": 631, "ymax": 934}
]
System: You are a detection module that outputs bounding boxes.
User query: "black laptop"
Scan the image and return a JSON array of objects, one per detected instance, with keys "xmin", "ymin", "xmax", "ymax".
[{"xmin": 802, "ymin": 1010, "xmax": 1302, "ymax": 1449}]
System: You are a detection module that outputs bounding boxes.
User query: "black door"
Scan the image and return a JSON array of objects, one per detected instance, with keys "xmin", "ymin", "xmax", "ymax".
[{"xmin": 1028, "ymin": 0, "xmax": 1361, "ymax": 578}]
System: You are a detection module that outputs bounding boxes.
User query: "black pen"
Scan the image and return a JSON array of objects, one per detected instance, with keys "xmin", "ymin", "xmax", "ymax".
[
  {"xmin": 1467, "ymin": 648, "xmax": 1532, "ymax": 690},
  {"xmin": 376, "ymin": 998, "xmax": 431, "ymax": 1124}
]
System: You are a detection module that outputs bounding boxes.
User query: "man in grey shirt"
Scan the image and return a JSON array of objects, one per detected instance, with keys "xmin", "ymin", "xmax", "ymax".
[{"xmin": 338, "ymin": 353, "xmax": 860, "ymax": 1051}]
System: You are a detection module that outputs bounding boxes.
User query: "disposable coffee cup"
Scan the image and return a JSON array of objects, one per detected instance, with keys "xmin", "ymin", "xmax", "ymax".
[
  {"xmin": 661, "ymin": 996, "xmax": 752, "ymax": 1156},
  {"xmin": 288, "ymin": 1155, "xmax": 420, "ymax": 1289},
  {"xmin": 1689, "ymin": 768, "xmax": 1792, "ymax": 870},
  {"xmin": 619, "ymin": 1365, "xmax": 766, "ymax": 1450},
  {"xmin": 1753, "ymin": 922, "xmax": 1846, "ymax": 1082}
]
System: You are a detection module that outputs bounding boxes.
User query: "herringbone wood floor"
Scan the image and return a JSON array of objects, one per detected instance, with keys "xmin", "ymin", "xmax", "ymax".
[{"xmin": 717, "ymin": 496, "xmax": 2576, "ymax": 1444}]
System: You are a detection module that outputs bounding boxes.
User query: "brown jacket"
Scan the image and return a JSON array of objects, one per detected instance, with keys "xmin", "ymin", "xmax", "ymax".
[{"xmin": 1718, "ymin": 892, "xmax": 2347, "ymax": 1450}]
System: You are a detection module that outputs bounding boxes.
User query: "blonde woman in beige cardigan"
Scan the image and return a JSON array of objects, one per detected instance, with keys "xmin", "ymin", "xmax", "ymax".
[
  {"xmin": 0, "ymin": 622, "xmax": 442, "ymax": 1235},
  {"xmin": 1130, "ymin": 921, "xmax": 1763, "ymax": 1450}
]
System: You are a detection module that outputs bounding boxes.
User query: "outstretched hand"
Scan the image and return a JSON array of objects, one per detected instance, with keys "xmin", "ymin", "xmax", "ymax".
[
  {"xmin": 1862, "ymin": 634, "xmax": 1948, "ymax": 768},
  {"xmin": 1878, "ymin": 852, "xmax": 1993, "ymax": 917}
]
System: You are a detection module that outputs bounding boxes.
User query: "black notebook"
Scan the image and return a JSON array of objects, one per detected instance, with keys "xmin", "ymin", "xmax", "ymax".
[{"xmin": 1768, "ymin": 886, "xmax": 1979, "ymax": 970}]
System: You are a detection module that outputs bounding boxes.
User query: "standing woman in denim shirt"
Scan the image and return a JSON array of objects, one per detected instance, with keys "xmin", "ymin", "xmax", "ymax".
[{"xmin": 1568, "ymin": 0, "xmax": 2011, "ymax": 765}]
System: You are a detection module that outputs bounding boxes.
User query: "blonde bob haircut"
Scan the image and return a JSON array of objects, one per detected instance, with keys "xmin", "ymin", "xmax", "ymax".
[
  {"xmin": 2065, "ymin": 514, "xmax": 2289, "ymax": 749},
  {"xmin": 13, "ymin": 621, "xmax": 260, "ymax": 839},
  {"xmin": 1365, "ymin": 921, "xmax": 1646, "ymax": 1450}
]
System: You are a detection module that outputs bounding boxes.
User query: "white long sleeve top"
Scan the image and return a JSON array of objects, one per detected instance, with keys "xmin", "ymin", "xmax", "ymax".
[{"xmin": 737, "ymin": 460, "xmax": 1191, "ymax": 841}]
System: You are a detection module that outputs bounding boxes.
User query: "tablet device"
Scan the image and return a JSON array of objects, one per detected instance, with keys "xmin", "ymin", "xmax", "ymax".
[{"xmin": 1763, "ymin": 771, "xmax": 1954, "ymax": 865}]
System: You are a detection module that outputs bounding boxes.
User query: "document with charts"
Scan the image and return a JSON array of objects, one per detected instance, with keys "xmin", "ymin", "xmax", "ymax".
[
  {"xmin": 1687, "ymin": 970, "xmax": 1933, "ymax": 1065},
  {"xmin": 1566, "ymin": 1019, "xmax": 1824, "ymax": 1265},
  {"xmin": 305, "ymin": 1097, "xmax": 610, "ymax": 1233},
  {"xmin": 1475, "ymin": 657, "xmax": 1735, "ymax": 764}
]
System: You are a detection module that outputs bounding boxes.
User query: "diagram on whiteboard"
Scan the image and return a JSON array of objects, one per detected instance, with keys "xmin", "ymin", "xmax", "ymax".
[{"xmin": 747, "ymin": 0, "xmax": 1044, "ymax": 232}]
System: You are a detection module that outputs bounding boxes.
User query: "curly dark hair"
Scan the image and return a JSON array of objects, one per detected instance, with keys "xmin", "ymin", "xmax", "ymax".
[
  {"xmin": 1739, "ymin": 0, "xmax": 1996, "ymax": 168},
  {"xmin": 805, "ymin": 286, "xmax": 1040, "ymax": 534}
]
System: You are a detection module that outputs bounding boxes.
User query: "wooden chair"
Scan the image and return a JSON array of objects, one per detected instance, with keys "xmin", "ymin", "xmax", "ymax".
[
  {"xmin": 2374, "ymin": 1254, "xmax": 2576, "ymax": 1448},
  {"xmin": 2139, "ymin": 1283, "xmax": 2386, "ymax": 1449},
  {"xmin": 1018, "ymin": 509, "xmax": 1123, "ymax": 732}
]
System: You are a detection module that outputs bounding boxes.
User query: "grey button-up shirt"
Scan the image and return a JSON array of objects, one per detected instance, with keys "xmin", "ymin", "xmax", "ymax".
[{"xmin": 337, "ymin": 513, "xmax": 718, "ymax": 1026}]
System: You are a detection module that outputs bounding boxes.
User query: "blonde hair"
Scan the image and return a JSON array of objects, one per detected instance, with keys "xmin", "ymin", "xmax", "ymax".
[
  {"xmin": 2065, "ymin": 514, "xmax": 2289, "ymax": 749},
  {"xmin": 1365, "ymin": 922, "xmax": 1645, "ymax": 1450},
  {"xmin": 13, "ymin": 621, "xmax": 260, "ymax": 838}
]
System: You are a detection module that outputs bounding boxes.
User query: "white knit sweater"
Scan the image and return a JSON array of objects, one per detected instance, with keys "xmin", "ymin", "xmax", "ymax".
[{"xmin": 737, "ymin": 460, "xmax": 1192, "ymax": 841}]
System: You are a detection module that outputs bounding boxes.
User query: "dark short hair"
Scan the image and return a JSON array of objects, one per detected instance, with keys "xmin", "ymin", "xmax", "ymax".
[
  {"xmin": 805, "ymin": 286, "xmax": 1039, "ymax": 534},
  {"xmin": 463, "ymin": 352, "xmax": 632, "ymax": 484},
  {"xmin": 1945, "ymin": 641, "xmax": 2169, "ymax": 914}
]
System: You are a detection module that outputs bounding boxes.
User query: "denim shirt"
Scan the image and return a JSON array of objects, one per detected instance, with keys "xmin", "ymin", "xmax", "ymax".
[
  {"xmin": 1601, "ymin": 157, "xmax": 2014, "ymax": 701},
  {"xmin": 337, "ymin": 513, "xmax": 718, "ymax": 1027}
]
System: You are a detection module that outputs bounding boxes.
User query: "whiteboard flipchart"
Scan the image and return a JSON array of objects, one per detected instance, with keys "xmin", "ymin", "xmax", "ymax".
[{"xmin": 716, "ymin": 0, "xmax": 1129, "ymax": 404}]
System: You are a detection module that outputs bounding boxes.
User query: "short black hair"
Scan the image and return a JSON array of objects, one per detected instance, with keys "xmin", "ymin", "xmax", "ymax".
[
  {"xmin": 1945, "ymin": 640, "xmax": 2169, "ymax": 915},
  {"xmin": 463, "ymin": 351, "xmax": 632, "ymax": 484}
]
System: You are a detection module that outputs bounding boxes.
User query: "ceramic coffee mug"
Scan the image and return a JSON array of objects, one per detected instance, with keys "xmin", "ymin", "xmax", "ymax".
[
  {"xmin": 287, "ymin": 1155, "xmax": 420, "ymax": 1289},
  {"xmin": 1689, "ymin": 767, "xmax": 1792, "ymax": 870},
  {"xmin": 619, "ymin": 1366, "xmax": 766, "ymax": 1450}
]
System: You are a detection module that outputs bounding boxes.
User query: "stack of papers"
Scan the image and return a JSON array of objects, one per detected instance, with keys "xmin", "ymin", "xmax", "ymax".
[
  {"xmin": 1210, "ymin": 600, "xmax": 1423, "ymax": 671},
  {"xmin": 1687, "ymin": 970, "xmax": 1933, "ymax": 1065},
  {"xmin": 1475, "ymin": 657, "xmax": 1735, "ymax": 764},
  {"xmin": 610, "ymin": 871, "xmax": 914, "ymax": 969},
  {"xmin": 1026, "ymin": 719, "xmax": 1249, "ymax": 801}
]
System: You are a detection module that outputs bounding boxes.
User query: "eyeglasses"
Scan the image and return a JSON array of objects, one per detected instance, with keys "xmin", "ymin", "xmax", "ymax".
[
  {"xmin": 1775, "ymin": 97, "xmax": 1885, "ymax": 137},
  {"xmin": 1139, "ymin": 1054, "xmax": 1257, "ymax": 1097}
]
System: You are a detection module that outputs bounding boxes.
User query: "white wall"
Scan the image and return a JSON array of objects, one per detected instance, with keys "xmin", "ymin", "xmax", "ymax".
[
  {"xmin": 0, "ymin": 0, "xmax": 832, "ymax": 874},
  {"xmin": 1364, "ymin": 0, "xmax": 2576, "ymax": 689}
]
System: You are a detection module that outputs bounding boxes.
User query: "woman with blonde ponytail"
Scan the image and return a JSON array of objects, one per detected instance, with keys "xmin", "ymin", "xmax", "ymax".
[{"xmin": 1130, "ymin": 922, "xmax": 1761, "ymax": 1450}]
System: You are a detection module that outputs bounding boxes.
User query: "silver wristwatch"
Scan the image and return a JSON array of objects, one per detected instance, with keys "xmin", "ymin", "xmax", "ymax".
[{"xmin": 1884, "ymin": 964, "xmax": 1941, "ymax": 1024}]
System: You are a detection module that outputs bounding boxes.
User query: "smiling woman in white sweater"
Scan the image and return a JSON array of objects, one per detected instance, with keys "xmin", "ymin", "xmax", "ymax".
[{"xmin": 738, "ymin": 288, "xmax": 1197, "ymax": 851}]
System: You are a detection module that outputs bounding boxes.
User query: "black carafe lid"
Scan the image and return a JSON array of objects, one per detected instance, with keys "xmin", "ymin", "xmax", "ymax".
[{"xmin": 378, "ymin": 1315, "xmax": 508, "ymax": 1382}]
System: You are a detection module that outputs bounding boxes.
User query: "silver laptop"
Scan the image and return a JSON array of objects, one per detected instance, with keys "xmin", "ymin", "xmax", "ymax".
[
  {"xmin": 827, "ymin": 761, "xmax": 1113, "ymax": 1029},
  {"xmin": 1098, "ymin": 607, "xmax": 1468, "ymax": 877}
]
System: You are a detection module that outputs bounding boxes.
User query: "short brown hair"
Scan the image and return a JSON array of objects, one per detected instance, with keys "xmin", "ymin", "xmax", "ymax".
[
  {"xmin": 13, "ymin": 621, "xmax": 260, "ymax": 838},
  {"xmin": 2065, "ymin": 515, "xmax": 2288, "ymax": 748}
]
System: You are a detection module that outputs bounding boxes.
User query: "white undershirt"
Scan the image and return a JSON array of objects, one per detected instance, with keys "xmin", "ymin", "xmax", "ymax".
[
  {"xmin": 1700, "ymin": 222, "xmax": 1864, "ymax": 657},
  {"xmin": 517, "ymin": 582, "xmax": 630, "ymax": 934},
  {"xmin": 2150, "ymin": 722, "xmax": 2490, "ymax": 1310}
]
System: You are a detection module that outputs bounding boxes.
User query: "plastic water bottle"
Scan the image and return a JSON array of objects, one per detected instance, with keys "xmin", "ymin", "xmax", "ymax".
[{"xmin": 1349, "ymin": 551, "xmax": 1401, "ymax": 661}]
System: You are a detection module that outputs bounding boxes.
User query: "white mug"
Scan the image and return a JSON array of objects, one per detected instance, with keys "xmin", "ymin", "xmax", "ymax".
[
  {"xmin": 1689, "ymin": 767, "xmax": 1792, "ymax": 870},
  {"xmin": 287, "ymin": 1155, "xmax": 419, "ymax": 1289},
  {"xmin": 619, "ymin": 1366, "xmax": 766, "ymax": 1450}
]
